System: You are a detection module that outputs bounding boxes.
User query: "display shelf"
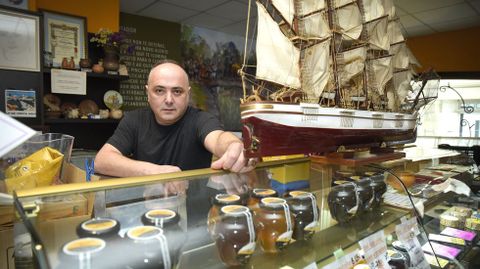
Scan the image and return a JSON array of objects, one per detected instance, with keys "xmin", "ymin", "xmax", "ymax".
[
  {"xmin": 43, "ymin": 67, "xmax": 129, "ymax": 80},
  {"xmin": 44, "ymin": 118, "xmax": 120, "ymax": 124},
  {"xmin": 310, "ymin": 151, "xmax": 406, "ymax": 166}
]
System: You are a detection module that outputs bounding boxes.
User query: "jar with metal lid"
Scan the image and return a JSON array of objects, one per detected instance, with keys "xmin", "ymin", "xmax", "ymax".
[
  {"xmin": 256, "ymin": 197, "xmax": 294, "ymax": 253},
  {"xmin": 58, "ymin": 237, "xmax": 109, "ymax": 268},
  {"xmin": 327, "ymin": 183, "xmax": 358, "ymax": 224},
  {"xmin": 124, "ymin": 226, "xmax": 171, "ymax": 269},
  {"xmin": 212, "ymin": 205, "xmax": 256, "ymax": 266},
  {"xmin": 286, "ymin": 190, "xmax": 319, "ymax": 241},
  {"xmin": 207, "ymin": 194, "xmax": 242, "ymax": 235},
  {"xmin": 76, "ymin": 217, "xmax": 120, "ymax": 240},
  {"xmin": 247, "ymin": 188, "xmax": 277, "ymax": 212},
  {"xmin": 142, "ymin": 209, "xmax": 184, "ymax": 266},
  {"xmin": 440, "ymin": 214, "xmax": 463, "ymax": 229},
  {"xmin": 369, "ymin": 177, "xmax": 386, "ymax": 210}
]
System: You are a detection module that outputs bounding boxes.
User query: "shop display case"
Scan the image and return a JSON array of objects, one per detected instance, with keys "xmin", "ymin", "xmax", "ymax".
[{"xmin": 11, "ymin": 156, "xmax": 479, "ymax": 268}]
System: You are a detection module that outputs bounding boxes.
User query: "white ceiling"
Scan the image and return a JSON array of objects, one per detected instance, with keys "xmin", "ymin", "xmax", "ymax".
[{"xmin": 120, "ymin": 0, "xmax": 480, "ymax": 38}]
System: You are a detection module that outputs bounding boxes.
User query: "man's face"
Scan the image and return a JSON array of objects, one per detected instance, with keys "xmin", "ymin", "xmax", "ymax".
[{"xmin": 146, "ymin": 63, "xmax": 190, "ymax": 125}]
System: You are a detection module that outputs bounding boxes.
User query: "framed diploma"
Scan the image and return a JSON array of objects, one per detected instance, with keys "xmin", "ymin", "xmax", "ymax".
[
  {"xmin": 0, "ymin": 7, "xmax": 40, "ymax": 72},
  {"xmin": 41, "ymin": 10, "xmax": 87, "ymax": 69}
]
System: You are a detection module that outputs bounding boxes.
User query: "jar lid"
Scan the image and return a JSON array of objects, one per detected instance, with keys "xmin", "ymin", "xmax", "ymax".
[
  {"xmin": 143, "ymin": 209, "xmax": 179, "ymax": 227},
  {"xmin": 288, "ymin": 190, "xmax": 313, "ymax": 200},
  {"xmin": 63, "ymin": 238, "xmax": 106, "ymax": 256},
  {"xmin": 213, "ymin": 194, "xmax": 241, "ymax": 205},
  {"xmin": 260, "ymin": 197, "xmax": 287, "ymax": 208},
  {"xmin": 440, "ymin": 214, "xmax": 460, "ymax": 227},
  {"xmin": 78, "ymin": 217, "xmax": 120, "ymax": 237},
  {"xmin": 221, "ymin": 205, "xmax": 250, "ymax": 215},
  {"xmin": 252, "ymin": 188, "xmax": 277, "ymax": 198},
  {"xmin": 127, "ymin": 226, "xmax": 163, "ymax": 241}
]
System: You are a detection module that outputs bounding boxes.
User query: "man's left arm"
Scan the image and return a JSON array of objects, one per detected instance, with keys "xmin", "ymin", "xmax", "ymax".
[{"xmin": 204, "ymin": 130, "xmax": 255, "ymax": 173}]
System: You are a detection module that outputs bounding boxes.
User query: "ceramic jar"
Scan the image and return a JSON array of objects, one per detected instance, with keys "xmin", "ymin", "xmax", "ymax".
[
  {"xmin": 287, "ymin": 190, "xmax": 319, "ymax": 241},
  {"xmin": 327, "ymin": 183, "xmax": 358, "ymax": 224},
  {"xmin": 212, "ymin": 205, "xmax": 256, "ymax": 266},
  {"xmin": 124, "ymin": 226, "xmax": 171, "ymax": 269},
  {"xmin": 369, "ymin": 177, "xmax": 387, "ymax": 210},
  {"xmin": 355, "ymin": 179, "xmax": 374, "ymax": 216},
  {"xmin": 76, "ymin": 217, "xmax": 120, "ymax": 240},
  {"xmin": 256, "ymin": 197, "xmax": 294, "ymax": 253},
  {"xmin": 247, "ymin": 188, "xmax": 277, "ymax": 213},
  {"xmin": 207, "ymin": 194, "xmax": 242, "ymax": 235},
  {"xmin": 59, "ymin": 238, "xmax": 109, "ymax": 268},
  {"xmin": 92, "ymin": 63, "xmax": 104, "ymax": 73}
]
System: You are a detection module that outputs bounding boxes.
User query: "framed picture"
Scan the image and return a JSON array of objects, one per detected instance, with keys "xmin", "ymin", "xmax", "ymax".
[
  {"xmin": 0, "ymin": 0, "xmax": 29, "ymax": 10},
  {"xmin": 42, "ymin": 9, "xmax": 87, "ymax": 68},
  {"xmin": 0, "ymin": 7, "xmax": 40, "ymax": 72}
]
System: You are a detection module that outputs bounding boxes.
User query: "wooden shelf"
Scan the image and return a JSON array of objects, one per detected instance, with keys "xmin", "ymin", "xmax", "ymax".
[
  {"xmin": 310, "ymin": 151, "xmax": 406, "ymax": 166},
  {"xmin": 43, "ymin": 68, "xmax": 129, "ymax": 80},
  {"xmin": 45, "ymin": 118, "xmax": 120, "ymax": 124}
]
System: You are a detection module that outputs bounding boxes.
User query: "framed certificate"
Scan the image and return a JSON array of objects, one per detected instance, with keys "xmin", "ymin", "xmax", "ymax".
[
  {"xmin": 42, "ymin": 10, "xmax": 87, "ymax": 69},
  {"xmin": 0, "ymin": 7, "xmax": 40, "ymax": 72}
]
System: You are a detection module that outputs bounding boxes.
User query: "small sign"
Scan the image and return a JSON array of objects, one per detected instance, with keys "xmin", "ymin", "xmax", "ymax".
[
  {"xmin": 51, "ymin": 68, "xmax": 86, "ymax": 95},
  {"xmin": 396, "ymin": 220, "xmax": 430, "ymax": 269},
  {"xmin": 0, "ymin": 111, "xmax": 36, "ymax": 157},
  {"xmin": 322, "ymin": 249, "xmax": 362, "ymax": 269},
  {"xmin": 5, "ymin": 89, "xmax": 36, "ymax": 118},
  {"xmin": 358, "ymin": 230, "xmax": 389, "ymax": 269}
]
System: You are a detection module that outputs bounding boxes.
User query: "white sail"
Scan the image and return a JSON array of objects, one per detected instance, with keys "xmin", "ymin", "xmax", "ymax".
[
  {"xmin": 272, "ymin": 0, "xmax": 295, "ymax": 26},
  {"xmin": 371, "ymin": 56, "xmax": 393, "ymax": 93},
  {"xmin": 339, "ymin": 46, "xmax": 367, "ymax": 86},
  {"xmin": 382, "ymin": 0, "xmax": 395, "ymax": 19},
  {"xmin": 393, "ymin": 70, "xmax": 413, "ymax": 102},
  {"xmin": 300, "ymin": 12, "xmax": 331, "ymax": 39},
  {"xmin": 363, "ymin": 0, "xmax": 385, "ymax": 22},
  {"xmin": 366, "ymin": 16, "xmax": 389, "ymax": 50},
  {"xmin": 407, "ymin": 47, "xmax": 421, "ymax": 67},
  {"xmin": 302, "ymin": 40, "xmax": 331, "ymax": 99},
  {"xmin": 390, "ymin": 43, "xmax": 409, "ymax": 69},
  {"xmin": 256, "ymin": 2, "xmax": 301, "ymax": 89},
  {"xmin": 336, "ymin": 3, "xmax": 363, "ymax": 40},
  {"xmin": 299, "ymin": 0, "xmax": 326, "ymax": 15},
  {"xmin": 334, "ymin": 0, "xmax": 355, "ymax": 8},
  {"xmin": 388, "ymin": 20, "xmax": 404, "ymax": 44}
]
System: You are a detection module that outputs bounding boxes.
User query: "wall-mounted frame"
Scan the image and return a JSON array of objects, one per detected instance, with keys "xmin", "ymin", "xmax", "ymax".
[
  {"xmin": 0, "ymin": 7, "xmax": 40, "ymax": 72},
  {"xmin": 41, "ymin": 9, "xmax": 87, "ymax": 69}
]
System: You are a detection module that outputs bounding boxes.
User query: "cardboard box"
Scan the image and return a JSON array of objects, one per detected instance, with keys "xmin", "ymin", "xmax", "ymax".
[{"xmin": 0, "ymin": 162, "xmax": 98, "ymax": 226}]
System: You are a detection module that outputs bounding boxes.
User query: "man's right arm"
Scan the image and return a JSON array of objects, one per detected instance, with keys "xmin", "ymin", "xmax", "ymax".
[{"xmin": 94, "ymin": 143, "xmax": 181, "ymax": 177}]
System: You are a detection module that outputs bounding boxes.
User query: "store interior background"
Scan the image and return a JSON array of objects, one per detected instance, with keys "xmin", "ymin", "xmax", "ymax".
[{"xmin": 1, "ymin": 0, "xmax": 480, "ymax": 151}]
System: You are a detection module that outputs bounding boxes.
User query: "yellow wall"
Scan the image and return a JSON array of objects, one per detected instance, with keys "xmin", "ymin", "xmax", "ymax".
[
  {"xmin": 30, "ymin": 0, "xmax": 119, "ymax": 32},
  {"xmin": 407, "ymin": 26, "xmax": 480, "ymax": 73}
]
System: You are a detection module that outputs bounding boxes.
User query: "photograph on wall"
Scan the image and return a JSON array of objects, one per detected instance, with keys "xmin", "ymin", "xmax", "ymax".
[
  {"xmin": 5, "ymin": 89, "xmax": 36, "ymax": 118},
  {"xmin": 181, "ymin": 26, "xmax": 253, "ymax": 131}
]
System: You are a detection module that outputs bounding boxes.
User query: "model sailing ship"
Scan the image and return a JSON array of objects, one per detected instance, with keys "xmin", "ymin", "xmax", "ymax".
[{"xmin": 239, "ymin": 0, "xmax": 439, "ymax": 158}]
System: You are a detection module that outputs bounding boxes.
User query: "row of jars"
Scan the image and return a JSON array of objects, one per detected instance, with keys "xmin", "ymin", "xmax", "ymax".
[
  {"xmin": 327, "ymin": 173, "xmax": 387, "ymax": 225},
  {"xmin": 59, "ymin": 208, "xmax": 184, "ymax": 269},
  {"xmin": 207, "ymin": 189, "xmax": 319, "ymax": 267}
]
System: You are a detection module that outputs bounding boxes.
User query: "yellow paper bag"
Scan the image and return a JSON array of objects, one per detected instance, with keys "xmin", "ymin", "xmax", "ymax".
[{"xmin": 5, "ymin": 147, "xmax": 64, "ymax": 193}]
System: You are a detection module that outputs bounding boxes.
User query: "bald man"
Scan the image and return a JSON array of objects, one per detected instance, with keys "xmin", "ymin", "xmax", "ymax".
[{"xmin": 95, "ymin": 60, "xmax": 254, "ymax": 180}]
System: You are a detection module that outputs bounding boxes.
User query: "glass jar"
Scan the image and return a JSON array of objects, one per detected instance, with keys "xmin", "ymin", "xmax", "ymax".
[
  {"xmin": 247, "ymin": 188, "xmax": 277, "ymax": 213},
  {"xmin": 207, "ymin": 194, "xmax": 242, "ymax": 235},
  {"xmin": 287, "ymin": 190, "xmax": 319, "ymax": 241},
  {"xmin": 124, "ymin": 226, "xmax": 171, "ymax": 269},
  {"xmin": 327, "ymin": 183, "xmax": 358, "ymax": 225},
  {"xmin": 76, "ymin": 217, "xmax": 120, "ymax": 240},
  {"xmin": 142, "ymin": 209, "xmax": 184, "ymax": 266},
  {"xmin": 256, "ymin": 197, "xmax": 294, "ymax": 253},
  {"xmin": 355, "ymin": 179, "xmax": 374, "ymax": 216},
  {"xmin": 59, "ymin": 237, "xmax": 109, "ymax": 268},
  {"xmin": 212, "ymin": 205, "xmax": 256, "ymax": 266}
]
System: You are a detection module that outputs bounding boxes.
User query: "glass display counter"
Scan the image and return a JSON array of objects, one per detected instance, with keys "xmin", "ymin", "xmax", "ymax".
[{"xmin": 11, "ymin": 157, "xmax": 475, "ymax": 269}]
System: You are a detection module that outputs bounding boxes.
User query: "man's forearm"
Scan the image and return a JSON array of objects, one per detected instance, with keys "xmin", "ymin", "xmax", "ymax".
[{"xmin": 213, "ymin": 131, "xmax": 242, "ymax": 157}]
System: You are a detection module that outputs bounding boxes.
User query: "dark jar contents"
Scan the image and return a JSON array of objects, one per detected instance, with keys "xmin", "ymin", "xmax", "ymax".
[
  {"xmin": 327, "ymin": 183, "xmax": 358, "ymax": 225},
  {"xmin": 207, "ymin": 194, "xmax": 242, "ymax": 235},
  {"xmin": 124, "ymin": 226, "xmax": 170, "ymax": 269},
  {"xmin": 256, "ymin": 197, "xmax": 294, "ymax": 253},
  {"xmin": 355, "ymin": 179, "xmax": 374, "ymax": 216},
  {"xmin": 76, "ymin": 217, "xmax": 120, "ymax": 240},
  {"xmin": 142, "ymin": 209, "xmax": 184, "ymax": 267},
  {"xmin": 369, "ymin": 177, "xmax": 387, "ymax": 210},
  {"xmin": 247, "ymin": 188, "xmax": 277, "ymax": 213},
  {"xmin": 58, "ymin": 237, "xmax": 109, "ymax": 269},
  {"xmin": 388, "ymin": 250, "xmax": 408, "ymax": 269},
  {"xmin": 212, "ymin": 205, "xmax": 256, "ymax": 266},
  {"xmin": 287, "ymin": 190, "xmax": 319, "ymax": 241}
]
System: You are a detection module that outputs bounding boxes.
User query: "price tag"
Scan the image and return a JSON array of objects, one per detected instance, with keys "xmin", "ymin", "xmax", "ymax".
[
  {"xmin": 322, "ymin": 249, "xmax": 362, "ymax": 269},
  {"xmin": 358, "ymin": 230, "xmax": 389, "ymax": 269},
  {"xmin": 396, "ymin": 221, "xmax": 430, "ymax": 269}
]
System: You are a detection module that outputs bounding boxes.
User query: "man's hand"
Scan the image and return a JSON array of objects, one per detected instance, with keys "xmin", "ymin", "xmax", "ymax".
[{"xmin": 211, "ymin": 142, "xmax": 256, "ymax": 173}]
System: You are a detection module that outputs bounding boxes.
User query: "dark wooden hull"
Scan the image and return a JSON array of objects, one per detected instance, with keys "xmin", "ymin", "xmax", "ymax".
[{"xmin": 242, "ymin": 116, "xmax": 416, "ymax": 158}]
